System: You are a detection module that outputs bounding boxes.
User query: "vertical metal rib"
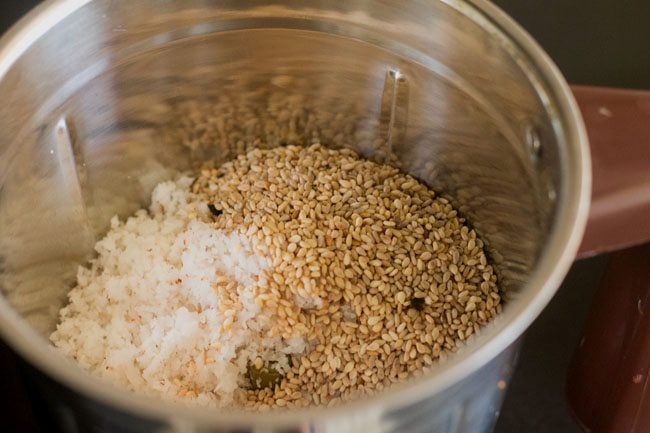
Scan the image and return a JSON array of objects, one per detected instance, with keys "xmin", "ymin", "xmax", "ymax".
[
  {"xmin": 54, "ymin": 116, "xmax": 95, "ymax": 247},
  {"xmin": 379, "ymin": 69, "xmax": 409, "ymax": 152}
]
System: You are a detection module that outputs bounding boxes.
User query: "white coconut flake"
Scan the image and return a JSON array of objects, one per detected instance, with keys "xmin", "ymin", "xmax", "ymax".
[{"xmin": 50, "ymin": 177, "xmax": 305, "ymax": 406}]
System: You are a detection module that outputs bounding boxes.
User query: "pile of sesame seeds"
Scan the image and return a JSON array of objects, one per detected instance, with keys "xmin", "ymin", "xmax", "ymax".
[{"xmin": 191, "ymin": 143, "xmax": 500, "ymax": 409}]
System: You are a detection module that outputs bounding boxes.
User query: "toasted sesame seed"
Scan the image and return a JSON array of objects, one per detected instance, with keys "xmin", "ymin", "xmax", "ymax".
[{"xmin": 189, "ymin": 144, "xmax": 499, "ymax": 409}]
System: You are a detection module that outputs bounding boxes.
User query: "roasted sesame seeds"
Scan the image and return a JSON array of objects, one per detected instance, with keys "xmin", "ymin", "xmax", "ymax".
[{"xmin": 191, "ymin": 144, "xmax": 500, "ymax": 409}]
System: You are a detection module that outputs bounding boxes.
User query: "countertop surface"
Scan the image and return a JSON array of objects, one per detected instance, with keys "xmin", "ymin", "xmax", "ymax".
[{"xmin": 1, "ymin": 1, "xmax": 648, "ymax": 432}]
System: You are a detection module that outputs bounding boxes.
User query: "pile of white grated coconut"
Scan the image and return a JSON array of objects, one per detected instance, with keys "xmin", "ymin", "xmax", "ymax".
[{"xmin": 50, "ymin": 177, "xmax": 304, "ymax": 406}]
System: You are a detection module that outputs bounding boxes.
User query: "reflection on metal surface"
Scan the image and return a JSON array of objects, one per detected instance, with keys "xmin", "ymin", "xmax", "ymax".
[
  {"xmin": 0, "ymin": 1, "xmax": 590, "ymax": 432},
  {"xmin": 525, "ymin": 124, "xmax": 542, "ymax": 161}
]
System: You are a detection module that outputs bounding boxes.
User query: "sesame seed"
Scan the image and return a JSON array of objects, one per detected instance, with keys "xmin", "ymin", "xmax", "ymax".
[{"xmin": 186, "ymin": 144, "xmax": 500, "ymax": 409}]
